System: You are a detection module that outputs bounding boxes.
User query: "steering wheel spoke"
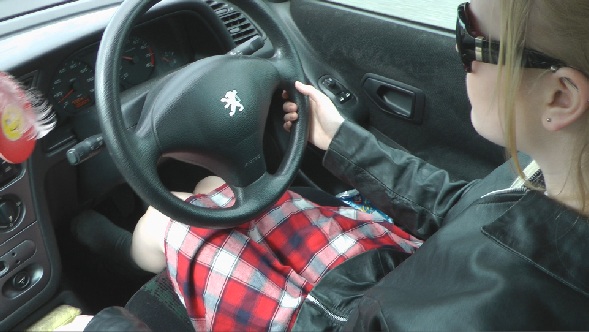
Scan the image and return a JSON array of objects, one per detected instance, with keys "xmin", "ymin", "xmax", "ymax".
[{"xmin": 96, "ymin": 0, "xmax": 308, "ymax": 228}]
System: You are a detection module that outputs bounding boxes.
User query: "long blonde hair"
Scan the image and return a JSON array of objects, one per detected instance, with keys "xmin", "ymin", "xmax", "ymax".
[{"xmin": 497, "ymin": 0, "xmax": 589, "ymax": 211}]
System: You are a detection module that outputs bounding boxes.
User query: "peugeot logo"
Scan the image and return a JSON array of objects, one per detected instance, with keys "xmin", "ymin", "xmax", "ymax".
[{"xmin": 221, "ymin": 90, "xmax": 244, "ymax": 117}]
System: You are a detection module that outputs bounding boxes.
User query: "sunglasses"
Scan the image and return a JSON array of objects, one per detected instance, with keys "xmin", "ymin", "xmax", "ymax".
[{"xmin": 456, "ymin": 2, "xmax": 567, "ymax": 73}]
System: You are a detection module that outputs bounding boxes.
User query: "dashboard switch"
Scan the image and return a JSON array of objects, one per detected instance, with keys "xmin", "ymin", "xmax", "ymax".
[
  {"xmin": 228, "ymin": 35, "xmax": 264, "ymax": 56},
  {"xmin": 11, "ymin": 271, "xmax": 30, "ymax": 291},
  {"xmin": 337, "ymin": 91, "xmax": 353, "ymax": 104},
  {"xmin": 0, "ymin": 240, "xmax": 36, "ymax": 279},
  {"xmin": 0, "ymin": 161, "xmax": 20, "ymax": 188},
  {"xmin": 0, "ymin": 198, "xmax": 20, "ymax": 231},
  {"xmin": 319, "ymin": 75, "xmax": 354, "ymax": 104},
  {"xmin": 66, "ymin": 134, "xmax": 104, "ymax": 166},
  {"xmin": 323, "ymin": 77, "xmax": 337, "ymax": 90}
]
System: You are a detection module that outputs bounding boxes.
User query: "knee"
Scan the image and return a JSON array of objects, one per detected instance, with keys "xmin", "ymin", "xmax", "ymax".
[
  {"xmin": 134, "ymin": 207, "xmax": 168, "ymax": 251},
  {"xmin": 193, "ymin": 176, "xmax": 226, "ymax": 195},
  {"xmin": 131, "ymin": 207, "xmax": 169, "ymax": 273}
]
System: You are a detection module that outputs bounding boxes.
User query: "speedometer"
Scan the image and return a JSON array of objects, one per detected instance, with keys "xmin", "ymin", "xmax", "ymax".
[
  {"xmin": 120, "ymin": 36, "xmax": 155, "ymax": 88},
  {"xmin": 51, "ymin": 59, "xmax": 95, "ymax": 114}
]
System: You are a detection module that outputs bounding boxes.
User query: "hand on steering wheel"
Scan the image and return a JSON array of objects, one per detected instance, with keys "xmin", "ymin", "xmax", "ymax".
[
  {"xmin": 95, "ymin": 0, "xmax": 308, "ymax": 228},
  {"xmin": 283, "ymin": 81, "xmax": 344, "ymax": 151}
]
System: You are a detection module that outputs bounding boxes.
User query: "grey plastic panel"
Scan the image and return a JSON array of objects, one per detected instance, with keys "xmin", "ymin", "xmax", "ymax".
[
  {"xmin": 0, "ymin": 171, "xmax": 37, "ymax": 245},
  {"xmin": 0, "ymin": 221, "xmax": 54, "ymax": 325},
  {"xmin": 289, "ymin": 0, "xmax": 505, "ymax": 180},
  {"xmin": 0, "ymin": 168, "xmax": 55, "ymax": 329}
]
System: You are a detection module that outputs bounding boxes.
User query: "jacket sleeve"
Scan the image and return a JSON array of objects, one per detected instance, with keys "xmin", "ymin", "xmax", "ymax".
[{"xmin": 323, "ymin": 121, "xmax": 473, "ymax": 239}]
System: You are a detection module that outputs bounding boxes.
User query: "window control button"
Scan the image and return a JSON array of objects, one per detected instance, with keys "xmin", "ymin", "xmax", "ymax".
[{"xmin": 337, "ymin": 91, "xmax": 353, "ymax": 104}]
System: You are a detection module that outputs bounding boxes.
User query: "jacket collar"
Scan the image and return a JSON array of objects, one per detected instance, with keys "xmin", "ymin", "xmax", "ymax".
[{"xmin": 482, "ymin": 190, "xmax": 589, "ymax": 298}]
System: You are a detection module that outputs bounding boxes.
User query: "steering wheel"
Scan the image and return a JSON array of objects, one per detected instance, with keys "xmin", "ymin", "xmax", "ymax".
[{"xmin": 95, "ymin": 0, "xmax": 308, "ymax": 228}]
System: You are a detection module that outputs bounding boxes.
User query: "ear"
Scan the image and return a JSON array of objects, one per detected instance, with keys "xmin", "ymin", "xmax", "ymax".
[{"xmin": 544, "ymin": 67, "xmax": 589, "ymax": 131}]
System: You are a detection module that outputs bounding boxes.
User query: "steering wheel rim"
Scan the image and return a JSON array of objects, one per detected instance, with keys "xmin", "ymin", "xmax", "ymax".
[{"xmin": 95, "ymin": 0, "xmax": 308, "ymax": 228}]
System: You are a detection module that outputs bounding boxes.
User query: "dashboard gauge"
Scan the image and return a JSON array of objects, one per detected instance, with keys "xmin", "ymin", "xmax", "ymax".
[
  {"xmin": 51, "ymin": 59, "xmax": 95, "ymax": 114},
  {"xmin": 160, "ymin": 51, "xmax": 181, "ymax": 70},
  {"xmin": 120, "ymin": 36, "xmax": 155, "ymax": 87}
]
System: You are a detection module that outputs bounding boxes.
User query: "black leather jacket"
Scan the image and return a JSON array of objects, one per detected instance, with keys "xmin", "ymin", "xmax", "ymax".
[{"xmin": 293, "ymin": 121, "xmax": 589, "ymax": 330}]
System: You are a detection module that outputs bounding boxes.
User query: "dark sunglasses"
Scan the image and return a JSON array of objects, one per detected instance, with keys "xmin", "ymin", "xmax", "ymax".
[{"xmin": 456, "ymin": 2, "xmax": 566, "ymax": 73}]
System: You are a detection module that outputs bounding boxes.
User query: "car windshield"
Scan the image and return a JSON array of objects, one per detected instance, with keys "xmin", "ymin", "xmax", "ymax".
[{"xmin": 0, "ymin": 0, "xmax": 77, "ymax": 21}]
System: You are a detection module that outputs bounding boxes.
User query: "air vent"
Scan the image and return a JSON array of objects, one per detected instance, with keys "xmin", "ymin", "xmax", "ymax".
[
  {"xmin": 17, "ymin": 71, "xmax": 38, "ymax": 89},
  {"xmin": 205, "ymin": 0, "xmax": 260, "ymax": 45}
]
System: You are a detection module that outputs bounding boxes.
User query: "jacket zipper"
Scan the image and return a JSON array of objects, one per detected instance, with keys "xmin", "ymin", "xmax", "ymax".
[
  {"xmin": 485, "ymin": 164, "xmax": 543, "ymax": 200},
  {"xmin": 480, "ymin": 187, "xmax": 527, "ymax": 199},
  {"xmin": 306, "ymin": 295, "xmax": 347, "ymax": 323}
]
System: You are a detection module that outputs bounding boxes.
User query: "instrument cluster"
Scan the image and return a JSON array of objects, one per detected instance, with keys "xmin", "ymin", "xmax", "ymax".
[{"xmin": 49, "ymin": 20, "xmax": 194, "ymax": 117}]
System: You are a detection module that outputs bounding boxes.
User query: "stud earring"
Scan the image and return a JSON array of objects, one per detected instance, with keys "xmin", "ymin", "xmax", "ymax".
[{"xmin": 546, "ymin": 118, "xmax": 552, "ymax": 122}]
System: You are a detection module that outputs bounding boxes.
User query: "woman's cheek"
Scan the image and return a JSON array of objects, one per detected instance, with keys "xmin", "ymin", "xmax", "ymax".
[{"xmin": 466, "ymin": 73, "xmax": 505, "ymax": 146}]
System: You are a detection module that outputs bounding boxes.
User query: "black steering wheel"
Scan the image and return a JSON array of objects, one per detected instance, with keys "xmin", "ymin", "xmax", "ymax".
[{"xmin": 95, "ymin": 0, "xmax": 308, "ymax": 228}]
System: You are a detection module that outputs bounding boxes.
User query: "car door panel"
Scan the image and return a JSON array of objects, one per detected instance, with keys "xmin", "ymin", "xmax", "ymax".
[{"xmin": 285, "ymin": 0, "xmax": 505, "ymax": 182}]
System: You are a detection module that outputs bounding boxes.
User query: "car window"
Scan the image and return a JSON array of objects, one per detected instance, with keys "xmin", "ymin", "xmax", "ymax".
[
  {"xmin": 326, "ymin": 0, "xmax": 463, "ymax": 30},
  {"xmin": 0, "ymin": 0, "xmax": 76, "ymax": 21}
]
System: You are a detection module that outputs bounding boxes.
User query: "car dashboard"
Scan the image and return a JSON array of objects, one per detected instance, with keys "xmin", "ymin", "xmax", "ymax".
[
  {"xmin": 50, "ymin": 15, "xmax": 198, "ymax": 116},
  {"xmin": 0, "ymin": 0, "xmax": 262, "ymax": 329}
]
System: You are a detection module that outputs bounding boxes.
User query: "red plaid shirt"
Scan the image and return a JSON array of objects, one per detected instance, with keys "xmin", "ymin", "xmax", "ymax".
[{"xmin": 164, "ymin": 185, "xmax": 421, "ymax": 331}]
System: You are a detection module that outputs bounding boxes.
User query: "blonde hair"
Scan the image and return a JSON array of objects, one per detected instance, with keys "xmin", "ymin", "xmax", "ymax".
[{"xmin": 496, "ymin": 0, "xmax": 589, "ymax": 211}]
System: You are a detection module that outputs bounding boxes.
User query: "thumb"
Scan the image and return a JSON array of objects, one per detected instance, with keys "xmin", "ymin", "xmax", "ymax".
[{"xmin": 295, "ymin": 81, "xmax": 322, "ymax": 101}]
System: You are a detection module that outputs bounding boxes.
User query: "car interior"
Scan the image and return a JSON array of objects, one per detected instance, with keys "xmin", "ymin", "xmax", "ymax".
[{"xmin": 0, "ymin": 0, "xmax": 507, "ymax": 330}]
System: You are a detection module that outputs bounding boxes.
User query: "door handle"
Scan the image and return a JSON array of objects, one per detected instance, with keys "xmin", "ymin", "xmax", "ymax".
[{"xmin": 362, "ymin": 74, "xmax": 425, "ymax": 124}]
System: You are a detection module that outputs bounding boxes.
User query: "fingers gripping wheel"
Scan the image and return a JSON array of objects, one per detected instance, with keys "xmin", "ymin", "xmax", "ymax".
[{"xmin": 95, "ymin": 0, "xmax": 308, "ymax": 228}]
